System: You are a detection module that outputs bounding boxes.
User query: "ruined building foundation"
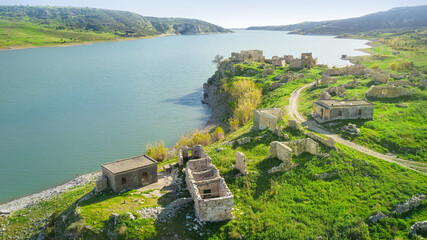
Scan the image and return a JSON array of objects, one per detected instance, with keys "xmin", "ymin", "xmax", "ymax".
[{"xmin": 182, "ymin": 146, "xmax": 233, "ymax": 222}]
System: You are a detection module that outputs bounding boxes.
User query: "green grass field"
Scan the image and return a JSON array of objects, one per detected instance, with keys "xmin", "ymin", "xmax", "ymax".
[{"xmin": 0, "ymin": 17, "xmax": 129, "ymax": 49}]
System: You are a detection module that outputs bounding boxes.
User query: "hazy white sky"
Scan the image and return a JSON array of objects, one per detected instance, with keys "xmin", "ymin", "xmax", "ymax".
[{"xmin": 1, "ymin": 0, "xmax": 426, "ymax": 28}]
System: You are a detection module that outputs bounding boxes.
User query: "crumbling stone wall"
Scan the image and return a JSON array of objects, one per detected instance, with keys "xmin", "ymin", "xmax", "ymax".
[
  {"xmin": 231, "ymin": 50, "xmax": 265, "ymax": 63},
  {"xmin": 287, "ymin": 119, "xmax": 300, "ymax": 130},
  {"xmin": 178, "ymin": 145, "xmax": 208, "ymax": 166},
  {"xmin": 371, "ymin": 71, "xmax": 390, "ymax": 85},
  {"xmin": 306, "ymin": 132, "xmax": 336, "ymax": 149},
  {"xmin": 366, "ymin": 86, "xmax": 412, "ymax": 98},
  {"xmin": 95, "ymin": 176, "xmax": 108, "ymax": 192},
  {"xmin": 286, "ymin": 138, "xmax": 319, "ymax": 156},
  {"xmin": 252, "ymin": 108, "xmax": 284, "ymax": 131},
  {"xmin": 301, "ymin": 53, "xmax": 317, "ymax": 69},
  {"xmin": 269, "ymin": 141, "xmax": 293, "ymax": 163},
  {"xmin": 184, "ymin": 148, "xmax": 233, "ymax": 222},
  {"xmin": 271, "ymin": 56, "xmax": 286, "ymax": 68},
  {"xmin": 234, "ymin": 151, "xmax": 248, "ymax": 175}
]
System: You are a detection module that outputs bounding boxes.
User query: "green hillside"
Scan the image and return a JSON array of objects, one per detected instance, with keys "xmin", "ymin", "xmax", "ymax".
[
  {"xmin": 247, "ymin": 5, "xmax": 427, "ymax": 35},
  {"xmin": 0, "ymin": 6, "xmax": 231, "ymax": 49},
  {"xmin": 1, "ymin": 29, "xmax": 426, "ymax": 239}
]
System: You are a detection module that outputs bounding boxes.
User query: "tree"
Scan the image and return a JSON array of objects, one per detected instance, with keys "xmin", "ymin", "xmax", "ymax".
[{"xmin": 212, "ymin": 54, "xmax": 224, "ymax": 67}]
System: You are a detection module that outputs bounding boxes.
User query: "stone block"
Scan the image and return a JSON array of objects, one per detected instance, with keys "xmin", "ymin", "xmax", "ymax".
[
  {"xmin": 234, "ymin": 151, "xmax": 248, "ymax": 175},
  {"xmin": 95, "ymin": 176, "xmax": 108, "ymax": 192}
]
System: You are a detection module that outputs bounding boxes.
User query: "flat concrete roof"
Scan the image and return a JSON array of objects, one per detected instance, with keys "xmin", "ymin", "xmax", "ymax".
[
  {"xmin": 315, "ymin": 99, "xmax": 374, "ymax": 109},
  {"xmin": 102, "ymin": 154, "xmax": 157, "ymax": 174}
]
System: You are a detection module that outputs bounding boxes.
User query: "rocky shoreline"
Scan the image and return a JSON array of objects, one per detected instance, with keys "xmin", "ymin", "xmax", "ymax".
[{"xmin": 0, "ymin": 172, "xmax": 101, "ymax": 213}]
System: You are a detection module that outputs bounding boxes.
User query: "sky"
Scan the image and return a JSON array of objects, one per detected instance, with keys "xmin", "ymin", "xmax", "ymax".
[{"xmin": 1, "ymin": 0, "xmax": 426, "ymax": 28}]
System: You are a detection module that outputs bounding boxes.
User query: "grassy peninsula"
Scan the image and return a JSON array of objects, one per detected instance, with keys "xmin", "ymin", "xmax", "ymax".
[
  {"xmin": 0, "ymin": 6, "xmax": 231, "ymax": 50},
  {"xmin": 1, "ymin": 28, "xmax": 426, "ymax": 239}
]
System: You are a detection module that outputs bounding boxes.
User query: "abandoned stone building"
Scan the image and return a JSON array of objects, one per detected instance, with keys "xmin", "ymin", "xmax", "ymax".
[
  {"xmin": 312, "ymin": 99, "xmax": 374, "ymax": 123},
  {"xmin": 180, "ymin": 146, "xmax": 233, "ymax": 222},
  {"xmin": 231, "ymin": 50, "xmax": 265, "ymax": 63},
  {"xmin": 252, "ymin": 108, "xmax": 284, "ymax": 132},
  {"xmin": 98, "ymin": 155, "xmax": 158, "ymax": 193}
]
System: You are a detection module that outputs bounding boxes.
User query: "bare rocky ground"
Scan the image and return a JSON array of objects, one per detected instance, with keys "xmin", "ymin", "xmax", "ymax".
[
  {"xmin": 0, "ymin": 172, "xmax": 101, "ymax": 213},
  {"xmin": 288, "ymin": 82, "xmax": 427, "ymax": 175}
]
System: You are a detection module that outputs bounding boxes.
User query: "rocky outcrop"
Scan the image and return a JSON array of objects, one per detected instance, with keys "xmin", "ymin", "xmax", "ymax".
[
  {"xmin": 368, "ymin": 212, "xmax": 387, "ymax": 223},
  {"xmin": 393, "ymin": 194, "xmax": 426, "ymax": 214},
  {"xmin": 315, "ymin": 171, "xmax": 338, "ymax": 180},
  {"xmin": 391, "ymin": 73, "xmax": 406, "ymax": 80},
  {"xmin": 366, "ymin": 85, "xmax": 412, "ymax": 98},
  {"xmin": 342, "ymin": 123, "xmax": 360, "ymax": 136},
  {"xmin": 262, "ymin": 68, "xmax": 274, "ymax": 77},
  {"xmin": 410, "ymin": 220, "xmax": 427, "ymax": 236}
]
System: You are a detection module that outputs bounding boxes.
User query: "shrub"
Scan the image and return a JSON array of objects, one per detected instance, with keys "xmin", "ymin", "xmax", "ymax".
[
  {"xmin": 211, "ymin": 126, "xmax": 225, "ymax": 142},
  {"xmin": 370, "ymin": 63, "xmax": 380, "ymax": 70},
  {"xmin": 174, "ymin": 129, "xmax": 211, "ymax": 150},
  {"xmin": 145, "ymin": 140, "xmax": 168, "ymax": 162},
  {"xmin": 227, "ymin": 79, "xmax": 257, "ymax": 100},
  {"xmin": 233, "ymin": 88, "xmax": 262, "ymax": 125},
  {"xmin": 397, "ymin": 61, "xmax": 414, "ymax": 71},
  {"xmin": 229, "ymin": 118, "xmax": 239, "ymax": 132},
  {"xmin": 389, "ymin": 62, "xmax": 398, "ymax": 71}
]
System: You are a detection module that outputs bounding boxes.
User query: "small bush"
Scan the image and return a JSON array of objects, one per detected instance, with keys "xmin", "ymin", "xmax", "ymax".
[
  {"xmin": 389, "ymin": 62, "xmax": 398, "ymax": 71},
  {"xmin": 174, "ymin": 129, "xmax": 211, "ymax": 150},
  {"xmin": 229, "ymin": 118, "xmax": 239, "ymax": 132},
  {"xmin": 233, "ymin": 88, "xmax": 262, "ymax": 125},
  {"xmin": 211, "ymin": 126, "xmax": 225, "ymax": 142},
  {"xmin": 66, "ymin": 219, "xmax": 85, "ymax": 235},
  {"xmin": 227, "ymin": 79, "xmax": 257, "ymax": 100},
  {"xmin": 370, "ymin": 63, "xmax": 380, "ymax": 70},
  {"xmin": 145, "ymin": 140, "xmax": 168, "ymax": 162},
  {"xmin": 397, "ymin": 61, "xmax": 414, "ymax": 71}
]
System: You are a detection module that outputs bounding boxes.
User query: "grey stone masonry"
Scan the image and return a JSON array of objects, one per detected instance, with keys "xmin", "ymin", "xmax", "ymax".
[{"xmin": 184, "ymin": 147, "xmax": 233, "ymax": 222}]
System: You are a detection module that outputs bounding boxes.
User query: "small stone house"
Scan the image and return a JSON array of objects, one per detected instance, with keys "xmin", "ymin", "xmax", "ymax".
[
  {"xmin": 101, "ymin": 155, "xmax": 158, "ymax": 192},
  {"xmin": 312, "ymin": 99, "xmax": 374, "ymax": 123}
]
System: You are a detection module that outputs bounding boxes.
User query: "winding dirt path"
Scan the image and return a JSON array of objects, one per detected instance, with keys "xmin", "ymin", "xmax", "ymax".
[{"xmin": 288, "ymin": 82, "xmax": 427, "ymax": 175}]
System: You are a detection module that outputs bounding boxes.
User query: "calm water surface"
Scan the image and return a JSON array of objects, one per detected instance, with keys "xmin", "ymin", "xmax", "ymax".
[{"xmin": 0, "ymin": 30, "xmax": 368, "ymax": 203}]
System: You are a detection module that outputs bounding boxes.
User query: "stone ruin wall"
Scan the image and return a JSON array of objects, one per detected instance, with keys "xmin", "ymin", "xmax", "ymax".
[
  {"xmin": 366, "ymin": 85, "xmax": 412, "ymax": 98},
  {"xmin": 234, "ymin": 151, "xmax": 248, "ymax": 175},
  {"xmin": 183, "ymin": 147, "xmax": 233, "ymax": 222},
  {"xmin": 252, "ymin": 108, "xmax": 284, "ymax": 131},
  {"xmin": 231, "ymin": 50, "xmax": 265, "ymax": 63},
  {"xmin": 306, "ymin": 132, "xmax": 336, "ymax": 149}
]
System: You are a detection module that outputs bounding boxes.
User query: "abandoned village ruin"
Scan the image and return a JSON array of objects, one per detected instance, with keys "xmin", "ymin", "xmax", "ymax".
[{"xmin": 179, "ymin": 145, "xmax": 234, "ymax": 222}]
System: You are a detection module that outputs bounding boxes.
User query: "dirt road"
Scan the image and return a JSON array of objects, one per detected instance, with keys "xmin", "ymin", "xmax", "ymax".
[{"xmin": 288, "ymin": 83, "xmax": 427, "ymax": 175}]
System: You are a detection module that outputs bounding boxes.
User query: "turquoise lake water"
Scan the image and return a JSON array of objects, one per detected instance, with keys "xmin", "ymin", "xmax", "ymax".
[{"xmin": 0, "ymin": 30, "xmax": 368, "ymax": 203}]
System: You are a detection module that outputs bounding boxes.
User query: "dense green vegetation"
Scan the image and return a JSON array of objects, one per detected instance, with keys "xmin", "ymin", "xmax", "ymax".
[
  {"xmin": 0, "ymin": 6, "xmax": 231, "ymax": 49},
  {"xmin": 1, "ymin": 29, "xmax": 426, "ymax": 239},
  {"xmin": 247, "ymin": 5, "xmax": 427, "ymax": 35}
]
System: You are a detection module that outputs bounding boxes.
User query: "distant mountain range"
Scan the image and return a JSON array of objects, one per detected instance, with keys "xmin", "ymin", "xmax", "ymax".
[
  {"xmin": 0, "ymin": 6, "xmax": 231, "ymax": 37},
  {"xmin": 247, "ymin": 5, "xmax": 427, "ymax": 35}
]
